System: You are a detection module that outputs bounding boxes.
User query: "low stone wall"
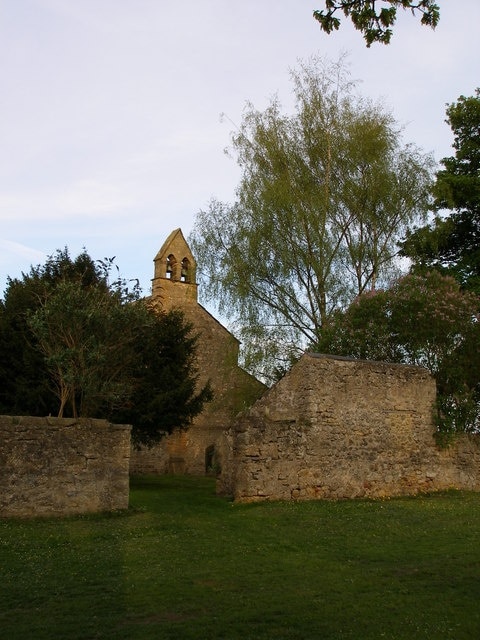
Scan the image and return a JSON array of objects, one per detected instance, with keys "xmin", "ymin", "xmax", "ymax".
[
  {"xmin": 220, "ymin": 354, "xmax": 480, "ymax": 501},
  {"xmin": 0, "ymin": 416, "xmax": 131, "ymax": 517}
]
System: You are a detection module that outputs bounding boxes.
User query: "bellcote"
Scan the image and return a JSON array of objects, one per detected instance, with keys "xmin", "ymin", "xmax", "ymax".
[{"xmin": 151, "ymin": 229, "xmax": 198, "ymax": 304}]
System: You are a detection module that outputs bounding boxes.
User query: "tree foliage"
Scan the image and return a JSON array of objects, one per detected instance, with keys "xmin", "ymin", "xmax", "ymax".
[
  {"xmin": 0, "ymin": 249, "xmax": 211, "ymax": 446},
  {"xmin": 111, "ymin": 306, "xmax": 213, "ymax": 448},
  {"xmin": 401, "ymin": 89, "xmax": 480, "ymax": 294},
  {"xmin": 317, "ymin": 271, "xmax": 480, "ymax": 435},
  {"xmin": 190, "ymin": 57, "xmax": 433, "ymax": 381},
  {"xmin": 313, "ymin": 1, "xmax": 440, "ymax": 46},
  {"xmin": 0, "ymin": 248, "xmax": 107, "ymax": 415},
  {"xmin": 27, "ymin": 280, "xmax": 144, "ymax": 419}
]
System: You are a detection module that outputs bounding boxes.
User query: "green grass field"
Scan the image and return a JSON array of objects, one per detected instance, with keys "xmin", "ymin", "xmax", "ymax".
[{"xmin": 1, "ymin": 475, "xmax": 479, "ymax": 639}]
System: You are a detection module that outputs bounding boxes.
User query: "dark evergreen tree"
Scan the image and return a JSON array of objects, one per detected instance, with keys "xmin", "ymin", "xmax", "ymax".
[
  {"xmin": 111, "ymin": 307, "xmax": 212, "ymax": 448},
  {"xmin": 401, "ymin": 89, "xmax": 480, "ymax": 294},
  {"xmin": 0, "ymin": 248, "xmax": 104, "ymax": 415}
]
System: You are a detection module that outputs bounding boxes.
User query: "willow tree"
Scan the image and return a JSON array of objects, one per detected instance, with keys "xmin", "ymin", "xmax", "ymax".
[{"xmin": 190, "ymin": 57, "xmax": 433, "ymax": 381}]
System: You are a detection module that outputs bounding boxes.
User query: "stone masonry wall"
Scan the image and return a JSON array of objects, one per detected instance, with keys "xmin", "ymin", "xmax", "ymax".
[
  {"xmin": 0, "ymin": 416, "xmax": 131, "ymax": 517},
  {"xmin": 220, "ymin": 354, "xmax": 480, "ymax": 501}
]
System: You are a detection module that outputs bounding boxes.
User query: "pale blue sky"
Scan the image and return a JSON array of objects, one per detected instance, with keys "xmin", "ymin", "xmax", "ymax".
[{"xmin": 1, "ymin": 1, "xmax": 479, "ymax": 298}]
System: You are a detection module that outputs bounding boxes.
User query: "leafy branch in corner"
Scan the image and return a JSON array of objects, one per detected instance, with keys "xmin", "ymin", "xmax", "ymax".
[{"xmin": 313, "ymin": 1, "xmax": 440, "ymax": 46}]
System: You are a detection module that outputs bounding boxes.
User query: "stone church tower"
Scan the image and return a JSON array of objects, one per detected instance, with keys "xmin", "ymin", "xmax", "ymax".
[{"xmin": 129, "ymin": 229, "xmax": 265, "ymax": 476}]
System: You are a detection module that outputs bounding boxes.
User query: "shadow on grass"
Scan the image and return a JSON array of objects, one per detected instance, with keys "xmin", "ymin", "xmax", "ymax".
[{"xmin": 1, "ymin": 475, "xmax": 479, "ymax": 639}]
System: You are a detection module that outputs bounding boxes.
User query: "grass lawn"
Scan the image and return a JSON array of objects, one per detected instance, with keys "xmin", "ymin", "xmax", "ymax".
[{"xmin": 1, "ymin": 475, "xmax": 480, "ymax": 639}]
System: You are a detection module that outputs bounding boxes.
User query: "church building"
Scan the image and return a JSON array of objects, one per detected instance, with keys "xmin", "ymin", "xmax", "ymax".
[{"xmin": 129, "ymin": 229, "xmax": 266, "ymax": 476}]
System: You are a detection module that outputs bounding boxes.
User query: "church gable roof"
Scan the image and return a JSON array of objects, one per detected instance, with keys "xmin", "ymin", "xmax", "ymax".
[{"xmin": 154, "ymin": 228, "xmax": 194, "ymax": 265}]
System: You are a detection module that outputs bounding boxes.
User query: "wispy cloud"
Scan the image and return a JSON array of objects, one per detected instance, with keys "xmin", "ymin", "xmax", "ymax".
[
  {"xmin": 0, "ymin": 240, "xmax": 46, "ymax": 273},
  {"xmin": 0, "ymin": 179, "xmax": 136, "ymax": 223}
]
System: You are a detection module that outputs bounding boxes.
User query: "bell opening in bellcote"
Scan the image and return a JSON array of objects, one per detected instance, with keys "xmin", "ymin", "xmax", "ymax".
[
  {"xmin": 181, "ymin": 257, "xmax": 191, "ymax": 282},
  {"xmin": 166, "ymin": 254, "xmax": 176, "ymax": 279}
]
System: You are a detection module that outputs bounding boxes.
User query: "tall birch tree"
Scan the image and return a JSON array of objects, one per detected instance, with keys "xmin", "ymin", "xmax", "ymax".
[{"xmin": 190, "ymin": 57, "xmax": 433, "ymax": 381}]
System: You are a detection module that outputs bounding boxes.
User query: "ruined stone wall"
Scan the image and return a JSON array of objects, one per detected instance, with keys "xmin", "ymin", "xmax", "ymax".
[
  {"xmin": 220, "ymin": 354, "xmax": 480, "ymax": 501},
  {"xmin": 0, "ymin": 416, "xmax": 131, "ymax": 517}
]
